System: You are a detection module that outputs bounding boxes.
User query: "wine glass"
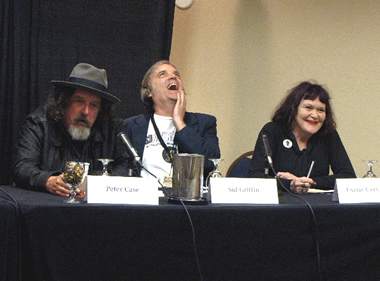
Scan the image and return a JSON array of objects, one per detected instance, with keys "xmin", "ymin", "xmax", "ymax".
[
  {"xmin": 205, "ymin": 159, "xmax": 224, "ymax": 200},
  {"xmin": 77, "ymin": 162, "xmax": 90, "ymax": 198},
  {"xmin": 363, "ymin": 160, "xmax": 377, "ymax": 178},
  {"xmin": 98, "ymin": 159, "xmax": 114, "ymax": 176},
  {"xmin": 63, "ymin": 161, "xmax": 85, "ymax": 203}
]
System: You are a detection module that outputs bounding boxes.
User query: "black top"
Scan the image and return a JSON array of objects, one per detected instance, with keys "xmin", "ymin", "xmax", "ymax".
[
  {"xmin": 12, "ymin": 106, "xmax": 129, "ymax": 192},
  {"xmin": 248, "ymin": 122, "xmax": 356, "ymax": 190}
]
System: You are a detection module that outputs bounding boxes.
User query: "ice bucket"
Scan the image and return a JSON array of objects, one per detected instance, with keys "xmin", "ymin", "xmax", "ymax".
[{"xmin": 170, "ymin": 153, "xmax": 205, "ymax": 203}]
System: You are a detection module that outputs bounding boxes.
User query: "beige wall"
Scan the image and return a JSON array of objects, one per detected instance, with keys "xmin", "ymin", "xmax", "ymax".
[{"xmin": 170, "ymin": 0, "xmax": 380, "ymax": 177}]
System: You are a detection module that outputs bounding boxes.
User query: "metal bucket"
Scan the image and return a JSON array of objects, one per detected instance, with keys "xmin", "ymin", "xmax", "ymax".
[{"xmin": 171, "ymin": 153, "xmax": 204, "ymax": 202}]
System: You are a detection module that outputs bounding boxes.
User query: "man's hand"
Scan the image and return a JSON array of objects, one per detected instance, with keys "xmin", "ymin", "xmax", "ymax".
[
  {"xmin": 45, "ymin": 173, "xmax": 79, "ymax": 197},
  {"xmin": 172, "ymin": 89, "xmax": 186, "ymax": 131}
]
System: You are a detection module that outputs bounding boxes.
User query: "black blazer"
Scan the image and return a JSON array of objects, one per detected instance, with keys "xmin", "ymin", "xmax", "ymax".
[{"xmin": 121, "ymin": 112, "xmax": 221, "ymax": 175}]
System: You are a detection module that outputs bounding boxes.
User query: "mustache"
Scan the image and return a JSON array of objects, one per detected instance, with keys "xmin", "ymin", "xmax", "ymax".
[{"xmin": 73, "ymin": 115, "xmax": 91, "ymax": 127}]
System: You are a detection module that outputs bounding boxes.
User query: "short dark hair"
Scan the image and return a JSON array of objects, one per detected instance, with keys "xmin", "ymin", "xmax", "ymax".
[
  {"xmin": 272, "ymin": 81, "xmax": 336, "ymax": 135},
  {"xmin": 45, "ymin": 86, "xmax": 115, "ymax": 122}
]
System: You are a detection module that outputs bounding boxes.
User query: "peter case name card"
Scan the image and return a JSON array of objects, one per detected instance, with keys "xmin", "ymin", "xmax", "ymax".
[
  {"xmin": 86, "ymin": 176, "xmax": 159, "ymax": 205},
  {"xmin": 210, "ymin": 178, "xmax": 279, "ymax": 204}
]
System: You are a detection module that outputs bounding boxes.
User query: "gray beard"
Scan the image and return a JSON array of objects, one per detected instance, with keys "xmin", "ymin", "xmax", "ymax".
[{"xmin": 68, "ymin": 125, "xmax": 91, "ymax": 140}]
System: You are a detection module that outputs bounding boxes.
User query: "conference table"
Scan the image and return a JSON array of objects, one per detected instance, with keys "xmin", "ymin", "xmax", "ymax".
[
  {"xmin": 0, "ymin": 190, "xmax": 19, "ymax": 281},
  {"xmin": 0, "ymin": 185, "xmax": 380, "ymax": 281}
]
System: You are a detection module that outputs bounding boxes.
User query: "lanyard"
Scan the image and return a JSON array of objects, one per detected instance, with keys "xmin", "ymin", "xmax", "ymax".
[{"xmin": 150, "ymin": 115, "xmax": 175, "ymax": 163}]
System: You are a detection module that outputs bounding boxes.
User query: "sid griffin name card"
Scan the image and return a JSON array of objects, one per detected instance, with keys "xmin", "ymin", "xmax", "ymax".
[
  {"xmin": 86, "ymin": 176, "xmax": 159, "ymax": 205},
  {"xmin": 210, "ymin": 178, "xmax": 279, "ymax": 204},
  {"xmin": 336, "ymin": 178, "xmax": 380, "ymax": 204}
]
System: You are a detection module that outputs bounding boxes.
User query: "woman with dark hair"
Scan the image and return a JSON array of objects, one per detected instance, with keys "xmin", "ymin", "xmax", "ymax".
[{"xmin": 248, "ymin": 81, "xmax": 356, "ymax": 193}]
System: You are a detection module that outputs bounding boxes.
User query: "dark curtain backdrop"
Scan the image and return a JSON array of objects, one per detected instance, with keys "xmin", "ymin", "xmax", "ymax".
[{"xmin": 0, "ymin": 0, "xmax": 176, "ymax": 184}]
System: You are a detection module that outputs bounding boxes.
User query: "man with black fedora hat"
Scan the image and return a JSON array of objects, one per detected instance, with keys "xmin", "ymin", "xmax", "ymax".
[{"xmin": 12, "ymin": 63, "xmax": 129, "ymax": 196}]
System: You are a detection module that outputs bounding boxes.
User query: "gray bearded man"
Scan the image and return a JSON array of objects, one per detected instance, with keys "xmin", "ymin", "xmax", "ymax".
[{"xmin": 12, "ymin": 63, "xmax": 129, "ymax": 196}]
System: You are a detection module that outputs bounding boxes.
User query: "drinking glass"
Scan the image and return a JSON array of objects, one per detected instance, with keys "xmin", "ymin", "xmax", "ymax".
[
  {"xmin": 77, "ymin": 162, "xmax": 90, "ymax": 198},
  {"xmin": 98, "ymin": 159, "xmax": 114, "ymax": 176},
  {"xmin": 63, "ymin": 161, "xmax": 85, "ymax": 203},
  {"xmin": 207, "ymin": 159, "xmax": 224, "ymax": 180},
  {"xmin": 363, "ymin": 160, "xmax": 377, "ymax": 178},
  {"xmin": 205, "ymin": 159, "xmax": 224, "ymax": 200}
]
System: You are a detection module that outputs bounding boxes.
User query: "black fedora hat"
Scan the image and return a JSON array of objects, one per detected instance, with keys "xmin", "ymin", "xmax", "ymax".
[{"xmin": 51, "ymin": 63, "xmax": 120, "ymax": 103}]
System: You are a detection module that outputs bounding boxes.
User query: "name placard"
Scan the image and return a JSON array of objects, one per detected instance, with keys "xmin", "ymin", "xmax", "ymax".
[
  {"xmin": 336, "ymin": 178, "xmax": 380, "ymax": 204},
  {"xmin": 86, "ymin": 176, "xmax": 159, "ymax": 205},
  {"xmin": 210, "ymin": 178, "xmax": 278, "ymax": 204}
]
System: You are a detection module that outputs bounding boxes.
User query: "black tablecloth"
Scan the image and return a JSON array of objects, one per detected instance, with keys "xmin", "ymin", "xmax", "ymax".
[
  {"xmin": 1, "ymin": 185, "xmax": 380, "ymax": 280},
  {"xmin": 0, "ymin": 189, "xmax": 20, "ymax": 281}
]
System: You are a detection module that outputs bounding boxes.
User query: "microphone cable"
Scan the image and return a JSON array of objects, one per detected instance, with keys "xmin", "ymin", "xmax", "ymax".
[
  {"xmin": 139, "ymin": 165, "xmax": 203, "ymax": 281},
  {"xmin": 119, "ymin": 129, "xmax": 201, "ymax": 279},
  {"xmin": 267, "ymin": 164, "xmax": 322, "ymax": 281},
  {"xmin": 262, "ymin": 133, "xmax": 322, "ymax": 280}
]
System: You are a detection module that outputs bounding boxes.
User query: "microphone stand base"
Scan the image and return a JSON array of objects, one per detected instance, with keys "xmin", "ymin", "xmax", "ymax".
[{"xmin": 168, "ymin": 197, "xmax": 208, "ymax": 205}]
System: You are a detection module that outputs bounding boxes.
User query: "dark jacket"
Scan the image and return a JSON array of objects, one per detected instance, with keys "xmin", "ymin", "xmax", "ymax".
[
  {"xmin": 12, "ymin": 106, "xmax": 129, "ymax": 192},
  {"xmin": 121, "ymin": 112, "xmax": 221, "ymax": 176},
  {"xmin": 248, "ymin": 122, "xmax": 356, "ymax": 190}
]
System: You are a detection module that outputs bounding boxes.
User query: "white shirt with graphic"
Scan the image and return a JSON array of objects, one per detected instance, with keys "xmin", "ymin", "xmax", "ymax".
[{"xmin": 141, "ymin": 114, "xmax": 177, "ymax": 184}]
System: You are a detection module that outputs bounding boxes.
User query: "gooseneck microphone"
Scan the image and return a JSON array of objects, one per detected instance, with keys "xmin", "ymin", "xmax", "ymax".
[
  {"xmin": 262, "ymin": 133, "xmax": 273, "ymax": 167},
  {"xmin": 260, "ymin": 134, "xmax": 321, "ymax": 280},
  {"xmin": 118, "ymin": 132, "xmax": 142, "ymax": 174}
]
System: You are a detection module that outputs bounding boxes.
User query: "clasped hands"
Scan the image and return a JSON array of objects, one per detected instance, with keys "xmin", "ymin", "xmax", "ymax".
[{"xmin": 277, "ymin": 172, "xmax": 316, "ymax": 194}]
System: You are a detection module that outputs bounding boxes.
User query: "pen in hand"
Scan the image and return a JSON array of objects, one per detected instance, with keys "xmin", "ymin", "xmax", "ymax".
[{"xmin": 307, "ymin": 161, "xmax": 315, "ymax": 178}]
